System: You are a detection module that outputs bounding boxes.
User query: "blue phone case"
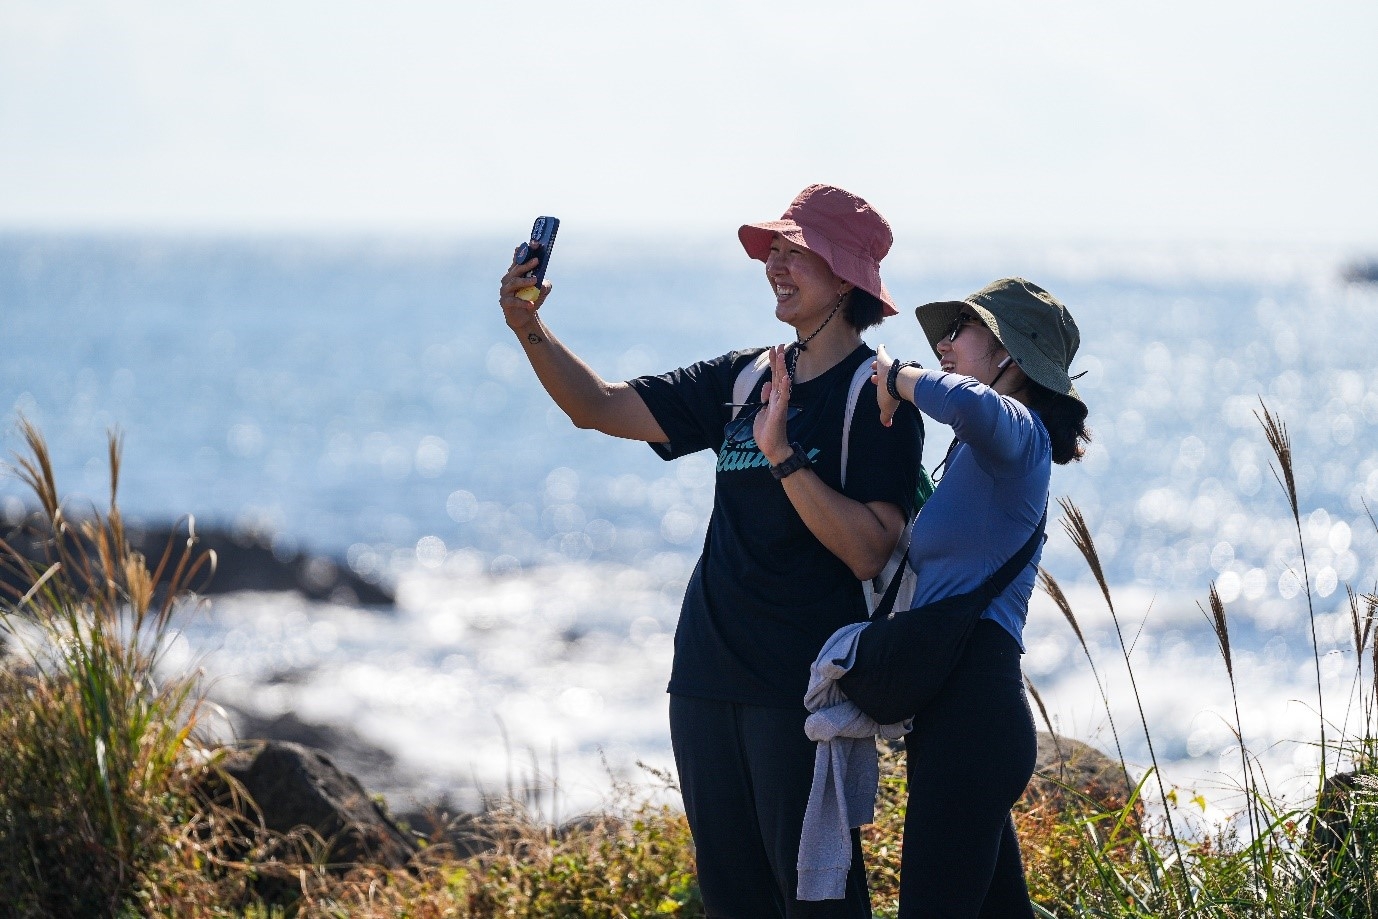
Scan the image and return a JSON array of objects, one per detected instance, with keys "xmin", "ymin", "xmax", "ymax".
[{"xmin": 515, "ymin": 216, "xmax": 560, "ymax": 285}]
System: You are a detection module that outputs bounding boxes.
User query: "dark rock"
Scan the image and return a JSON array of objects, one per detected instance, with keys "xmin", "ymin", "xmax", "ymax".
[
  {"xmin": 127, "ymin": 525, "xmax": 394, "ymax": 604},
  {"xmin": 1304, "ymin": 770, "xmax": 1378, "ymax": 913},
  {"xmin": 0, "ymin": 515, "xmax": 392, "ymax": 606},
  {"xmin": 1024, "ymin": 732, "xmax": 1137, "ymax": 814},
  {"xmin": 224, "ymin": 706, "xmax": 404, "ymax": 804},
  {"xmin": 221, "ymin": 708, "xmax": 545, "ymax": 860},
  {"xmin": 394, "ymin": 805, "xmax": 518, "ymax": 859},
  {"xmin": 201, "ymin": 740, "xmax": 418, "ymax": 870},
  {"xmin": 1342, "ymin": 259, "xmax": 1378, "ymax": 285},
  {"xmin": 1308, "ymin": 769, "xmax": 1378, "ymax": 859},
  {"xmin": 390, "ymin": 803, "xmax": 616, "ymax": 860}
]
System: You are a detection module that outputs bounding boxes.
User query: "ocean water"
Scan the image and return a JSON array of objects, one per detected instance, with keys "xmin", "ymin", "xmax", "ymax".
[{"xmin": 3, "ymin": 232, "xmax": 1378, "ymax": 821}]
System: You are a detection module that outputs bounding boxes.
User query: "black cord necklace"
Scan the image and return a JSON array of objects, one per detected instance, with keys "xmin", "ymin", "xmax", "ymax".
[{"xmin": 786, "ymin": 294, "xmax": 844, "ymax": 382}]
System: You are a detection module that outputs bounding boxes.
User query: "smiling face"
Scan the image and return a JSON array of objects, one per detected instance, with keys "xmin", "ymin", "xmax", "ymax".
[
  {"xmin": 764, "ymin": 233, "xmax": 851, "ymax": 331},
  {"xmin": 936, "ymin": 313, "xmax": 1011, "ymax": 385}
]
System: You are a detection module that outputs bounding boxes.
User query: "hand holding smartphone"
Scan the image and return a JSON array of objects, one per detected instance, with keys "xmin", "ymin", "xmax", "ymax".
[{"xmin": 514, "ymin": 216, "xmax": 560, "ymax": 302}]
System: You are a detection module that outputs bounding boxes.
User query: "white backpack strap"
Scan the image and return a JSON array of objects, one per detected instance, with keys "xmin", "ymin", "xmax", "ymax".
[
  {"xmin": 838, "ymin": 358, "xmax": 874, "ymax": 488},
  {"xmin": 865, "ymin": 515, "xmax": 918, "ymax": 613},
  {"xmin": 730, "ymin": 350, "xmax": 773, "ymax": 418},
  {"xmin": 840, "ymin": 353, "xmax": 920, "ymax": 614}
]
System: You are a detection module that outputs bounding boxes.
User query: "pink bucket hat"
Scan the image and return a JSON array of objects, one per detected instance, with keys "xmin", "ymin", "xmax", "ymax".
[{"xmin": 738, "ymin": 184, "xmax": 898, "ymax": 317}]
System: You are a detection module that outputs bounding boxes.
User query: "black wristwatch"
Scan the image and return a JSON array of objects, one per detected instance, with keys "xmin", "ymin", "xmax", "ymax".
[
  {"xmin": 886, "ymin": 360, "xmax": 923, "ymax": 401},
  {"xmin": 769, "ymin": 443, "xmax": 812, "ymax": 480}
]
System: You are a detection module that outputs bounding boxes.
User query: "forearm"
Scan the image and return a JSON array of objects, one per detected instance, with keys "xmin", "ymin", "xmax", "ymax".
[
  {"xmin": 775, "ymin": 461, "xmax": 903, "ymax": 580},
  {"xmin": 514, "ymin": 315, "xmax": 608, "ymax": 422},
  {"xmin": 756, "ymin": 345, "xmax": 903, "ymax": 577},
  {"xmin": 499, "ymin": 251, "xmax": 666, "ymax": 441}
]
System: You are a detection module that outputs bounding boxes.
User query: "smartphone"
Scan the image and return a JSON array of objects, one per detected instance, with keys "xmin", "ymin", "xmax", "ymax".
[{"xmin": 514, "ymin": 216, "xmax": 560, "ymax": 301}]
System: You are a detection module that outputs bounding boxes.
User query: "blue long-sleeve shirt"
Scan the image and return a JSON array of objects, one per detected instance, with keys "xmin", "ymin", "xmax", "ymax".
[{"xmin": 905, "ymin": 371, "xmax": 1050, "ymax": 648}]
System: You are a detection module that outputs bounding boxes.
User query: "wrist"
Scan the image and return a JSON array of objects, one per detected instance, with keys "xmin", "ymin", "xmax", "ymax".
[
  {"xmin": 760, "ymin": 442, "xmax": 791, "ymax": 465},
  {"xmin": 769, "ymin": 442, "xmax": 812, "ymax": 480},
  {"xmin": 512, "ymin": 315, "xmax": 546, "ymax": 345},
  {"xmin": 886, "ymin": 360, "xmax": 923, "ymax": 401}
]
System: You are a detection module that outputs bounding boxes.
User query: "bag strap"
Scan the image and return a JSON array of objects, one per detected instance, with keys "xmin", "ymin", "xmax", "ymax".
[
  {"xmin": 978, "ymin": 507, "xmax": 1049, "ymax": 605},
  {"xmin": 732, "ymin": 350, "xmax": 882, "ymax": 486},
  {"xmin": 732, "ymin": 349, "xmax": 872, "ymax": 464},
  {"xmin": 730, "ymin": 350, "xmax": 773, "ymax": 419},
  {"xmin": 870, "ymin": 506, "xmax": 1048, "ymax": 622},
  {"xmin": 838, "ymin": 358, "xmax": 875, "ymax": 489}
]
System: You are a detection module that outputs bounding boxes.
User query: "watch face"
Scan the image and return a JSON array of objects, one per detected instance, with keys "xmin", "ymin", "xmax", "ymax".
[{"xmin": 770, "ymin": 444, "xmax": 810, "ymax": 480}]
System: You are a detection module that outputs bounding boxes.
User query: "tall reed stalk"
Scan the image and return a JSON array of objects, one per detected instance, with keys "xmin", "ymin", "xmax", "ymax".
[
  {"xmin": 1201, "ymin": 580, "xmax": 1264, "ymax": 899},
  {"xmin": 0, "ymin": 417, "xmax": 217, "ymax": 916},
  {"xmin": 1057, "ymin": 497, "xmax": 1193, "ymax": 904},
  {"xmin": 1038, "ymin": 567, "xmax": 1133, "ymax": 798},
  {"xmin": 1023, "ymin": 406, "xmax": 1378, "ymax": 917},
  {"xmin": 1257, "ymin": 401, "xmax": 1327, "ymax": 783}
]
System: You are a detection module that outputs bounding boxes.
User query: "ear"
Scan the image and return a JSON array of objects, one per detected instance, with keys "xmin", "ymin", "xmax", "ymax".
[
  {"xmin": 838, "ymin": 280, "xmax": 855, "ymax": 295},
  {"xmin": 996, "ymin": 353, "xmax": 1031, "ymax": 392}
]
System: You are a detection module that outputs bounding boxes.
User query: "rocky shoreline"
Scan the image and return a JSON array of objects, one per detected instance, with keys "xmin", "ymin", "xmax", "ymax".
[{"xmin": 1, "ymin": 516, "xmax": 393, "ymax": 607}]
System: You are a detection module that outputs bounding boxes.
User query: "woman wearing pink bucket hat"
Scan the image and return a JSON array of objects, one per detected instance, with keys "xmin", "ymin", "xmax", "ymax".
[{"xmin": 499, "ymin": 185, "xmax": 922, "ymax": 917}]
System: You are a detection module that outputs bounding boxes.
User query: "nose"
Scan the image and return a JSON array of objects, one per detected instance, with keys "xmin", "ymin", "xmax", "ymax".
[
  {"xmin": 936, "ymin": 336, "xmax": 952, "ymax": 356},
  {"xmin": 764, "ymin": 250, "xmax": 785, "ymax": 275}
]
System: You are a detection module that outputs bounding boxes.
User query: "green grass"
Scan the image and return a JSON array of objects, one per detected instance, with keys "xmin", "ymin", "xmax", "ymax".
[
  {"xmin": 0, "ymin": 417, "xmax": 230, "ymax": 916},
  {"xmin": 2, "ymin": 405, "xmax": 1376, "ymax": 917}
]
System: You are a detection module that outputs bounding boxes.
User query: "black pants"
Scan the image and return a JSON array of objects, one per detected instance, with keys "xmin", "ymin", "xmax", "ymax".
[
  {"xmin": 898, "ymin": 620, "xmax": 1037, "ymax": 918},
  {"xmin": 669, "ymin": 695, "xmax": 871, "ymax": 919}
]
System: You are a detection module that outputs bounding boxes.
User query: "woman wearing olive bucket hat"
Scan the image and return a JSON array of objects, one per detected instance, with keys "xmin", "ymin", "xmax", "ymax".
[
  {"xmin": 498, "ymin": 185, "xmax": 923, "ymax": 917},
  {"xmin": 841, "ymin": 277, "xmax": 1090, "ymax": 917}
]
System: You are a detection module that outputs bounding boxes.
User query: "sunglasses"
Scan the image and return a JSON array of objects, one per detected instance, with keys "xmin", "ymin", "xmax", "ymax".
[
  {"xmin": 722, "ymin": 402, "xmax": 804, "ymax": 446},
  {"xmin": 944, "ymin": 312, "xmax": 984, "ymax": 342}
]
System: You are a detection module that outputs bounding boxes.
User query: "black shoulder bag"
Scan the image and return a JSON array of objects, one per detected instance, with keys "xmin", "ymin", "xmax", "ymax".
[{"xmin": 836, "ymin": 510, "xmax": 1047, "ymax": 726}]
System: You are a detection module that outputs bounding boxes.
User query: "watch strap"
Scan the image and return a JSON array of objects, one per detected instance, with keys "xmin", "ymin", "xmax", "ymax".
[{"xmin": 769, "ymin": 442, "xmax": 812, "ymax": 480}]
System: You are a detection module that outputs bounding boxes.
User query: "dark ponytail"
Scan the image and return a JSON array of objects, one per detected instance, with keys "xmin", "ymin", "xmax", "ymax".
[{"xmin": 1025, "ymin": 383, "xmax": 1090, "ymax": 465}]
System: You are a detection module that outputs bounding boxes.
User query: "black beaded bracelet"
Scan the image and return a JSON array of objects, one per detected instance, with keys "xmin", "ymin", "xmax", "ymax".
[{"xmin": 886, "ymin": 360, "xmax": 923, "ymax": 401}]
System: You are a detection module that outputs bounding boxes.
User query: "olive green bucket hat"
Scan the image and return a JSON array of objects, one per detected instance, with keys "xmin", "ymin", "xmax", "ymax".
[{"xmin": 916, "ymin": 277, "xmax": 1083, "ymax": 408}]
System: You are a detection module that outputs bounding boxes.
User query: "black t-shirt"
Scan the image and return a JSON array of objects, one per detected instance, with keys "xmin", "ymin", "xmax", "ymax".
[{"xmin": 628, "ymin": 343, "xmax": 924, "ymax": 709}]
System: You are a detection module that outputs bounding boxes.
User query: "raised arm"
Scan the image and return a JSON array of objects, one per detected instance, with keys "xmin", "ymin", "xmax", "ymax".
[
  {"xmin": 499, "ymin": 253, "xmax": 667, "ymax": 443},
  {"xmin": 874, "ymin": 343, "xmax": 1038, "ymax": 474}
]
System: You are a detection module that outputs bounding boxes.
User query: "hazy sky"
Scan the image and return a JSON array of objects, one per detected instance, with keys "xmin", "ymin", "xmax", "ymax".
[{"xmin": 2, "ymin": 1, "xmax": 1375, "ymax": 244}]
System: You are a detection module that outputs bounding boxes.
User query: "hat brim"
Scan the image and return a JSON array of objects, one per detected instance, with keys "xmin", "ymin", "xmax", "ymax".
[
  {"xmin": 739, "ymin": 221, "xmax": 898, "ymax": 317},
  {"xmin": 915, "ymin": 299, "xmax": 979, "ymax": 356},
  {"xmin": 915, "ymin": 298, "xmax": 1082, "ymax": 405}
]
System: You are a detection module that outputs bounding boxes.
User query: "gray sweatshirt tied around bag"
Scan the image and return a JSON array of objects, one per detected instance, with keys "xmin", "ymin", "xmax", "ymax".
[{"xmin": 797, "ymin": 622, "xmax": 912, "ymax": 901}]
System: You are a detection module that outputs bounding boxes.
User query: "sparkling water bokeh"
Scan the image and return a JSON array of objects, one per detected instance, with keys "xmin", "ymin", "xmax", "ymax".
[{"xmin": 4, "ymin": 233, "xmax": 1377, "ymax": 816}]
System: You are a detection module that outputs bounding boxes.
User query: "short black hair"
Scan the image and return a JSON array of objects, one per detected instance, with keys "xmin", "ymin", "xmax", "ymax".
[{"xmin": 843, "ymin": 288, "xmax": 886, "ymax": 332}]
